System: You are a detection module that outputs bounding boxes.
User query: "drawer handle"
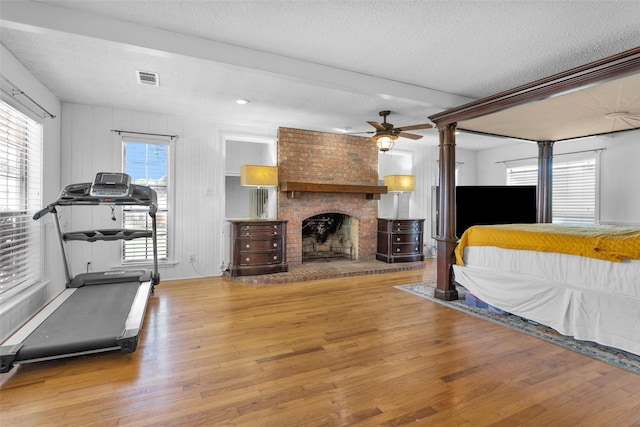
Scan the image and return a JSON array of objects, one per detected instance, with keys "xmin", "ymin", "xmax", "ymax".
[
  {"xmin": 273, "ymin": 243, "xmax": 278, "ymax": 248},
  {"xmin": 396, "ymin": 248, "xmax": 401, "ymax": 252},
  {"xmin": 245, "ymin": 257, "xmax": 250, "ymax": 262},
  {"xmin": 245, "ymin": 244, "xmax": 251, "ymax": 249},
  {"xmin": 274, "ymin": 225, "xmax": 278, "ymax": 228},
  {"xmin": 273, "ymin": 255, "xmax": 278, "ymax": 260},
  {"xmin": 396, "ymin": 237, "xmax": 401, "ymax": 242},
  {"xmin": 274, "ymin": 231, "xmax": 277, "ymax": 235},
  {"xmin": 246, "ymin": 232, "xmax": 250, "ymax": 236},
  {"xmin": 415, "ymin": 247, "xmax": 419, "ymax": 251}
]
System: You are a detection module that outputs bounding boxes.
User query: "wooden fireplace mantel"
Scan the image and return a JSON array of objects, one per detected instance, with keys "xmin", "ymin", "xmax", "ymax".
[{"xmin": 280, "ymin": 181, "xmax": 388, "ymax": 200}]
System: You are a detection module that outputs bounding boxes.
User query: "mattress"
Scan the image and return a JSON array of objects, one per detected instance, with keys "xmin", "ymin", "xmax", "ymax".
[{"xmin": 462, "ymin": 246, "xmax": 640, "ymax": 298}]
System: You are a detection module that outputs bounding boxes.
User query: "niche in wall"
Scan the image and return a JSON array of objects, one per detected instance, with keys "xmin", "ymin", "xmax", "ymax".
[
  {"xmin": 378, "ymin": 149, "xmax": 414, "ymax": 218},
  {"xmin": 225, "ymin": 138, "xmax": 277, "ymax": 218}
]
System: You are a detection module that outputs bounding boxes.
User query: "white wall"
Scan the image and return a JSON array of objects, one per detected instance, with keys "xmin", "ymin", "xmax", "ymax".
[
  {"xmin": 59, "ymin": 103, "xmax": 278, "ymax": 281},
  {"xmin": 1, "ymin": 45, "xmax": 62, "ymax": 340},
  {"xmin": 477, "ymin": 131, "xmax": 640, "ymax": 225}
]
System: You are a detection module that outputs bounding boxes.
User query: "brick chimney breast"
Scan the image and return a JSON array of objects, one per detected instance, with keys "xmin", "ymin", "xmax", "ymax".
[{"xmin": 277, "ymin": 127, "xmax": 380, "ymax": 265}]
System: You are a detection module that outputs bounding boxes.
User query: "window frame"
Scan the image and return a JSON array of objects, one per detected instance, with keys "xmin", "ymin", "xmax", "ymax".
[{"xmin": 121, "ymin": 135, "xmax": 174, "ymax": 265}]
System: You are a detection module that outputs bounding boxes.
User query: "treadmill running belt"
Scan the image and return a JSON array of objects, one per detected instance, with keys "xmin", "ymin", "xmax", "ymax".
[{"xmin": 17, "ymin": 282, "xmax": 141, "ymax": 360}]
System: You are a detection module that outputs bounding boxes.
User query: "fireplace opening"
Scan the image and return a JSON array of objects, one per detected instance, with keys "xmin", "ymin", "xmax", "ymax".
[{"xmin": 302, "ymin": 213, "xmax": 359, "ymax": 263}]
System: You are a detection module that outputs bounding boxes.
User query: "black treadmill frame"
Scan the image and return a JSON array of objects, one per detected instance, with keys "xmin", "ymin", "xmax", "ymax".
[{"xmin": 0, "ymin": 178, "xmax": 160, "ymax": 373}]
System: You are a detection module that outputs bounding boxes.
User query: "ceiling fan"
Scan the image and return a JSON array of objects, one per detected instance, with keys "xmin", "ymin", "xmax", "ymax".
[{"xmin": 353, "ymin": 110, "xmax": 433, "ymax": 152}]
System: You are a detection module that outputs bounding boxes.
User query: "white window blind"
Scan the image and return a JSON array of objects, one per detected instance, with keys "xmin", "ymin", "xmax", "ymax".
[
  {"xmin": 0, "ymin": 101, "xmax": 42, "ymax": 296},
  {"xmin": 122, "ymin": 139, "xmax": 169, "ymax": 262},
  {"xmin": 506, "ymin": 157, "xmax": 597, "ymax": 223},
  {"xmin": 552, "ymin": 158, "xmax": 596, "ymax": 223}
]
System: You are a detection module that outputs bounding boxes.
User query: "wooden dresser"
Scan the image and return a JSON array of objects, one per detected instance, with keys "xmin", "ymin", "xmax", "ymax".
[
  {"xmin": 376, "ymin": 218, "xmax": 425, "ymax": 263},
  {"xmin": 228, "ymin": 220, "xmax": 288, "ymax": 277}
]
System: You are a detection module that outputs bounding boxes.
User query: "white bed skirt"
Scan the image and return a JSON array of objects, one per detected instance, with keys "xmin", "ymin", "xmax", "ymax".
[{"xmin": 453, "ymin": 247, "xmax": 640, "ymax": 356}]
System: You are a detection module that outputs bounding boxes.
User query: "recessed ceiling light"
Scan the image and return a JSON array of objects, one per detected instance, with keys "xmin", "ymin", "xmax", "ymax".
[{"xmin": 235, "ymin": 99, "xmax": 250, "ymax": 105}]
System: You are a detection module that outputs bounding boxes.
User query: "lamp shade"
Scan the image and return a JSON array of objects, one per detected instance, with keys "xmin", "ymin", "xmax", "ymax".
[
  {"xmin": 240, "ymin": 165, "xmax": 278, "ymax": 187},
  {"xmin": 384, "ymin": 175, "xmax": 415, "ymax": 192}
]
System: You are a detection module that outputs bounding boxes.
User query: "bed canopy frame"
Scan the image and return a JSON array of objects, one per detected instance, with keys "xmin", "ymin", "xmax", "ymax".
[{"xmin": 428, "ymin": 46, "xmax": 640, "ymax": 301}]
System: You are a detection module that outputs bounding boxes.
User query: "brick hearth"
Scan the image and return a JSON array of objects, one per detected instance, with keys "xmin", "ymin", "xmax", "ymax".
[{"xmin": 277, "ymin": 127, "xmax": 379, "ymax": 266}]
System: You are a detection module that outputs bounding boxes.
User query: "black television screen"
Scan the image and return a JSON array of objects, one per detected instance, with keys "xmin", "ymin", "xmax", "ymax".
[{"xmin": 456, "ymin": 185, "xmax": 537, "ymax": 237}]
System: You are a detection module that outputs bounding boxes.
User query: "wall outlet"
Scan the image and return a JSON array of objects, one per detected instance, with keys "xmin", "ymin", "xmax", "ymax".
[{"xmin": 189, "ymin": 254, "xmax": 195, "ymax": 263}]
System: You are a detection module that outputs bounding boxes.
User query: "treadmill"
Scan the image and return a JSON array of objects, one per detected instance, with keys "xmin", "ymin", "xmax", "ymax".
[{"xmin": 0, "ymin": 172, "xmax": 160, "ymax": 373}]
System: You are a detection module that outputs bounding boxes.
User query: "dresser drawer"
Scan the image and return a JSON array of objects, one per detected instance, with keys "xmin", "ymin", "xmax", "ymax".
[
  {"xmin": 238, "ymin": 238, "xmax": 282, "ymax": 252},
  {"xmin": 378, "ymin": 219, "xmax": 423, "ymax": 233},
  {"xmin": 235, "ymin": 223, "xmax": 283, "ymax": 237},
  {"xmin": 390, "ymin": 233, "xmax": 421, "ymax": 244},
  {"xmin": 391, "ymin": 243, "xmax": 421, "ymax": 254},
  {"xmin": 390, "ymin": 221, "xmax": 422, "ymax": 233},
  {"xmin": 238, "ymin": 252, "xmax": 283, "ymax": 266}
]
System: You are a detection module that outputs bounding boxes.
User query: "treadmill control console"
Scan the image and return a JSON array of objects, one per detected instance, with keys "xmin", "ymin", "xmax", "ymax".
[{"xmin": 90, "ymin": 172, "xmax": 132, "ymax": 197}]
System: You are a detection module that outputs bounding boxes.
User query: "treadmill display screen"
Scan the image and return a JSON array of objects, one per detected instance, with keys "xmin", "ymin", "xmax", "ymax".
[
  {"xmin": 90, "ymin": 172, "xmax": 132, "ymax": 197},
  {"xmin": 99, "ymin": 173, "xmax": 126, "ymax": 185}
]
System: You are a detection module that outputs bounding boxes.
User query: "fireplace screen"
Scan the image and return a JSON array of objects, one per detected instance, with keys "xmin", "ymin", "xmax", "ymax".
[{"xmin": 302, "ymin": 213, "xmax": 358, "ymax": 262}]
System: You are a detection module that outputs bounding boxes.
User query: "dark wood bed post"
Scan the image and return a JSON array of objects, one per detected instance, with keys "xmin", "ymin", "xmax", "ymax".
[
  {"xmin": 537, "ymin": 141, "xmax": 554, "ymax": 223},
  {"xmin": 434, "ymin": 123, "xmax": 459, "ymax": 301}
]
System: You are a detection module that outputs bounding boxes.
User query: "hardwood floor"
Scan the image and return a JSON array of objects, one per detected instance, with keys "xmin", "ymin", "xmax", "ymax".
[{"xmin": 2, "ymin": 259, "xmax": 639, "ymax": 426}]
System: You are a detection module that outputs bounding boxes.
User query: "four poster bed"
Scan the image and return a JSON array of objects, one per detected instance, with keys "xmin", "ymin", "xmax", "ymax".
[{"xmin": 428, "ymin": 46, "xmax": 640, "ymax": 355}]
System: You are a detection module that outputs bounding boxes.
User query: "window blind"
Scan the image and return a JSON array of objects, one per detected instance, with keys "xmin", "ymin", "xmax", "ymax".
[
  {"xmin": 0, "ymin": 101, "xmax": 42, "ymax": 296},
  {"xmin": 552, "ymin": 159, "xmax": 596, "ymax": 223},
  {"xmin": 506, "ymin": 158, "xmax": 596, "ymax": 223}
]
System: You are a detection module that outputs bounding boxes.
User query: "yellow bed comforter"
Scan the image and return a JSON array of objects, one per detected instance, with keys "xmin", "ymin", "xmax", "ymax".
[{"xmin": 455, "ymin": 223, "xmax": 640, "ymax": 266}]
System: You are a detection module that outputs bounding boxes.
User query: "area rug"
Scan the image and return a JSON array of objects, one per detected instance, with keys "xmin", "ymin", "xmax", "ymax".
[{"xmin": 396, "ymin": 281, "xmax": 640, "ymax": 375}]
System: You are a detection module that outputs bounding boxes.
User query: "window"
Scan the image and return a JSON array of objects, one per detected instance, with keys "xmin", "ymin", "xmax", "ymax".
[
  {"xmin": 0, "ymin": 101, "xmax": 42, "ymax": 296},
  {"xmin": 122, "ymin": 138, "xmax": 170, "ymax": 262},
  {"xmin": 507, "ymin": 156, "xmax": 597, "ymax": 223}
]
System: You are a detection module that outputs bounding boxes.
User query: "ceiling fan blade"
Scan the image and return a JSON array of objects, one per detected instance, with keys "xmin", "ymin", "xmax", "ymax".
[
  {"xmin": 398, "ymin": 132, "xmax": 423, "ymax": 140},
  {"xmin": 348, "ymin": 131, "xmax": 375, "ymax": 135},
  {"xmin": 367, "ymin": 121, "xmax": 386, "ymax": 131},
  {"xmin": 395, "ymin": 123, "xmax": 433, "ymax": 131}
]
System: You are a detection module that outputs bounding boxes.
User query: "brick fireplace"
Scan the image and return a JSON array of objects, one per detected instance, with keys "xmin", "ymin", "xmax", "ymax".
[{"xmin": 277, "ymin": 127, "xmax": 381, "ymax": 266}]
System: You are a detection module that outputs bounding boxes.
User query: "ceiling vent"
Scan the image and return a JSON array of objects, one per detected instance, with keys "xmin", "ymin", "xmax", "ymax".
[{"xmin": 136, "ymin": 70, "xmax": 159, "ymax": 87}]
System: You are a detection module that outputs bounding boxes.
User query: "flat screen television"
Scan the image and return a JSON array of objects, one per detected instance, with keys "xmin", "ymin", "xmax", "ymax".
[{"xmin": 455, "ymin": 185, "xmax": 537, "ymax": 237}]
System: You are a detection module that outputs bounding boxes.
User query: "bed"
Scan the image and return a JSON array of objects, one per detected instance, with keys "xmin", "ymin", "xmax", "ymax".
[
  {"xmin": 426, "ymin": 46, "xmax": 640, "ymax": 353},
  {"xmin": 452, "ymin": 224, "xmax": 640, "ymax": 355}
]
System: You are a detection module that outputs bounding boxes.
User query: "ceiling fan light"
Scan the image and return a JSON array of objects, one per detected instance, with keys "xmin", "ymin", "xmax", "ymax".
[{"xmin": 375, "ymin": 135, "xmax": 396, "ymax": 152}]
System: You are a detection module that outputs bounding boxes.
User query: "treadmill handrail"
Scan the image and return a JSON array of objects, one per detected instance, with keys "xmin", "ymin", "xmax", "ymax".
[
  {"xmin": 33, "ymin": 180, "xmax": 160, "ymax": 288},
  {"xmin": 63, "ymin": 229, "xmax": 152, "ymax": 242},
  {"xmin": 33, "ymin": 205, "xmax": 56, "ymax": 220}
]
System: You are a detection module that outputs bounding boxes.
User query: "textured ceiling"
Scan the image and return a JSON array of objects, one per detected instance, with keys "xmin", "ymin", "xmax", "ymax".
[{"xmin": 1, "ymin": 0, "xmax": 639, "ymax": 150}]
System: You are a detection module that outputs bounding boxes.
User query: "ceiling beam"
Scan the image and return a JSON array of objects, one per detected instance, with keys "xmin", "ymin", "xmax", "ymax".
[{"xmin": 1, "ymin": 0, "xmax": 474, "ymax": 110}]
